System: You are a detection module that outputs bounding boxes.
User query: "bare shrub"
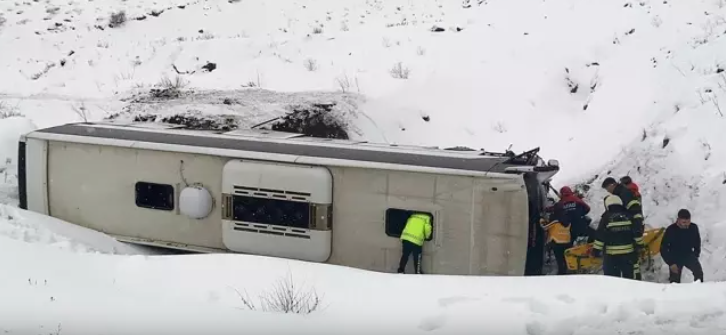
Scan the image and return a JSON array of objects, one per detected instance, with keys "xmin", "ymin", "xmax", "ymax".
[
  {"xmin": 233, "ymin": 273, "xmax": 323, "ymax": 314},
  {"xmin": 30, "ymin": 63, "xmax": 56, "ymax": 80},
  {"xmin": 0, "ymin": 101, "xmax": 22, "ymax": 119},
  {"xmin": 389, "ymin": 62, "xmax": 410, "ymax": 79},
  {"xmin": 149, "ymin": 75, "xmax": 188, "ymax": 99},
  {"xmin": 304, "ymin": 58, "xmax": 318, "ymax": 71},
  {"xmin": 71, "ymin": 102, "xmax": 89, "ymax": 122},
  {"xmin": 0, "ymin": 14, "xmax": 6, "ymax": 28},
  {"xmin": 195, "ymin": 32, "xmax": 215, "ymax": 40},
  {"xmin": 241, "ymin": 71, "xmax": 263, "ymax": 88},
  {"xmin": 312, "ymin": 26, "xmax": 323, "ymax": 34},
  {"xmin": 109, "ymin": 10, "xmax": 127, "ymax": 28},
  {"xmin": 416, "ymin": 46, "xmax": 426, "ymax": 56},
  {"xmin": 158, "ymin": 75, "xmax": 188, "ymax": 89},
  {"xmin": 336, "ymin": 74, "xmax": 351, "ymax": 92},
  {"xmin": 335, "ymin": 73, "xmax": 359, "ymax": 93},
  {"xmin": 492, "ymin": 121, "xmax": 507, "ymax": 133},
  {"xmin": 271, "ymin": 103, "xmax": 349, "ymax": 139}
]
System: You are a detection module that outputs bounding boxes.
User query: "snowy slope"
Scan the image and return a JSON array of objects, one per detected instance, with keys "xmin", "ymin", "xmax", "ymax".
[
  {"xmin": 1, "ymin": 233, "xmax": 725, "ymax": 335},
  {"xmin": 1, "ymin": 0, "xmax": 726, "ymax": 332}
]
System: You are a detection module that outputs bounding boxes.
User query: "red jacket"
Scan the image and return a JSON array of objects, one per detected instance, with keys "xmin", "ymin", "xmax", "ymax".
[
  {"xmin": 558, "ymin": 187, "xmax": 590, "ymax": 210},
  {"xmin": 553, "ymin": 186, "xmax": 591, "ymax": 225},
  {"xmin": 626, "ymin": 182, "xmax": 641, "ymax": 199}
]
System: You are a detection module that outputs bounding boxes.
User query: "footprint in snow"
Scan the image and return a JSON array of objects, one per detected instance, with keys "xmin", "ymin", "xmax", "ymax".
[
  {"xmin": 634, "ymin": 298, "xmax": 656, "ymax": 315},
  {"xmin": 418, "ymin": 313, "xmax": 447, "ymax": 331},
  {"xmin": 690, "ymin": 309, "xmax": 725, "ymax": 328}
]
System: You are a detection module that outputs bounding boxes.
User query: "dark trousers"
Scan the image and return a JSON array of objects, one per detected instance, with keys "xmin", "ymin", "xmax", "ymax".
[
  {"xmin": 398, "ymin": 240, "xmax": 423, "ymax": 274},
  {"xmin": 551, "ymin": 243, "xmax": 570, "ymax": 275},
  {"xmin": 571, "ymin": 217, "xmax": 592, "ymax": 241},
  {"xmin": 633, "ymin": 260, "xmax": 642, "ymax": 280},
  {"xmin": 603, "ymin": 254, "xmax": 635, "ymax": 279},
  {"xmin": 669, "ymin": 256, "xmax": 704, "ymax": 283}
]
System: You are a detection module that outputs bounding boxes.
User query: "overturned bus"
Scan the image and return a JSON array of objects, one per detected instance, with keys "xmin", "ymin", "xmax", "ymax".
[{"xmin": 17, "ymin": 121, "xmax": 558, "ymax": 275}]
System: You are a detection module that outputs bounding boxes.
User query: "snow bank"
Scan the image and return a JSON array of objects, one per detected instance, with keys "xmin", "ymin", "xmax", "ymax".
[
  {"xmin": 0, "ymin": 204, "xmax": 152, "ymax": 255},
  {"xmin": 0, "ymin": 236, "xmax": 724, "ymax": 334}
]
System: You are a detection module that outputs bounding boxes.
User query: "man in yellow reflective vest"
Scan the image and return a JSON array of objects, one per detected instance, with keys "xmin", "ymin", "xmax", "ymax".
[
  {"xmin": 540, "ymin": 216, "xmax": 571, "ymax": 274},
  {"xmin": 591, "ymin": 195, "xmax": 644, "ymax": 279},
  {"xmin": 397, "ymin": 212, "xmax": 433, "ymax": 274}
]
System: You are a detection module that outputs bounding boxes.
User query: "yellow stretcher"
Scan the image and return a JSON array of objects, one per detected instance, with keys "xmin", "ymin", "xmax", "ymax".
[{"xmin": 563, "ymin": 227, "xmax": 666, "ymax": 273}]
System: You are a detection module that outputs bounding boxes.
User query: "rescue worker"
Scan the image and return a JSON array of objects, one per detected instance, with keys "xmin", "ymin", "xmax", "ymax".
[
  {"xmin": 620, "ymin": 176, "xmax": 641, "ymax": 199},
  {"xmin": 660, "ymin": 209, "xmax": 704, "ymax": 283},
  {"xmin": 397, "ymin": 212, "xmax": 433, "ymax": 274},
  {"xmin": 539, "ymin": 214, "xmax": 571, "ymax": 274},
  {"xmin": 552, "ymin": 186, "xmax": 591, "ymax": 242},
  {"xmin": 591, "ymin": 195, "xmax": 643, "ymax": 279},
  {"xmin": 601, "ymin": 177, "xmax": 645, "ymax": 280},
  {"xmin": 620, "ymin": 176, "xmax": 643, "ymax": 210}
]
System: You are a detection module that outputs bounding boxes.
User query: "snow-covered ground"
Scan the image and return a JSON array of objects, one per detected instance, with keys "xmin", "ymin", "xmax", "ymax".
[
  {"xmin": 1, "ymin": 0, "xmax": 726, "ymax": 332},
  {"xmin": 1, "ymin": 219, "xmax": 725, "ymax": 334}
]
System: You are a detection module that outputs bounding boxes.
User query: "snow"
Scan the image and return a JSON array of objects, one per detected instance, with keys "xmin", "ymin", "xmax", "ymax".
[
  {"xmin": 0, "ymin": 204, "xmax": 154, "ymax": 255},
  {"xmin": 0, "ymin": 116, "xmax": 36, "ymax": 205},
  {"xmin": 1, "ymin": 230, "xmax": 726, "ymax": 334},
  {"xmin": 1, "ymin": 0, "xmax": 726, "ymax": 332}
]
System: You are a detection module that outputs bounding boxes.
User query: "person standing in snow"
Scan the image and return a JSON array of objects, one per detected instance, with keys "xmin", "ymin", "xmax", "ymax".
[
  {"xmin": 552, "ymin": 186, "xmax": 591, "ymax": 242},
  {"xmin": 539, "ymin": 214, "xmax": 571, "ymax": 275},
  {"xmin": 660, "ymin": 209, "xmax": 704, "ymax": 283},
  {"xmin": 602, "ymin": 177, "xmax": 645, "ymax": 280},
  {"xmin": 620, "ymin": 176, "xmax": 643, "ymax": 211},
  {"xmin": 397, "ymin": 212, "xmax": 433, "ymax": 274},
  {"xmin": 591, "ymin": 195, "xmax": 643, "ymax": 279}
]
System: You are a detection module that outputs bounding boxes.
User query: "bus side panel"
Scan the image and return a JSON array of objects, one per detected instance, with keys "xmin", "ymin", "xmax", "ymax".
[
  {"xmin": 24, "ymin": 138, "xmax": 49, "ymax": 214},
  {"xmin": 476, "ymin": 177, "xmax": 529, "ymax": 276},
  {"xmin": 46, "ymin": 141, "xmax": 227, "ymax": 250}
]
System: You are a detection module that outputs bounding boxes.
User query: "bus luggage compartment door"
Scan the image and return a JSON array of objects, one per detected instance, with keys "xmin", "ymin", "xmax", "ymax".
[{"xmin": 220, "ymin": 160, "xmax": 333, "ymax": 262}]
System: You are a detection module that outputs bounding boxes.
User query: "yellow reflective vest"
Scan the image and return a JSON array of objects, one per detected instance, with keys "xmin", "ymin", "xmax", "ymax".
[
  {"xmin": 540, "ymin": 218, "xmax": 571, "ymax": 244},
  {"xmin": 401, "ymin": 214, "xmax": 433, "ymax": 246}
]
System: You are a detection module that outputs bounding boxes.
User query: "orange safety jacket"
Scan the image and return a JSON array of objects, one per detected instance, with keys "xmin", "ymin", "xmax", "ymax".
[{"xmin": 540, "ymin": 218, "xmax": 571, "ymax": 244}]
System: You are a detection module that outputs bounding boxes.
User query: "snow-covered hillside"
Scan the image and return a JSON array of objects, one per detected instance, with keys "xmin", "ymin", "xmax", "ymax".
[{"xmin": 1, "ymin": 0, "xmax": 726, "ymax": 332}]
